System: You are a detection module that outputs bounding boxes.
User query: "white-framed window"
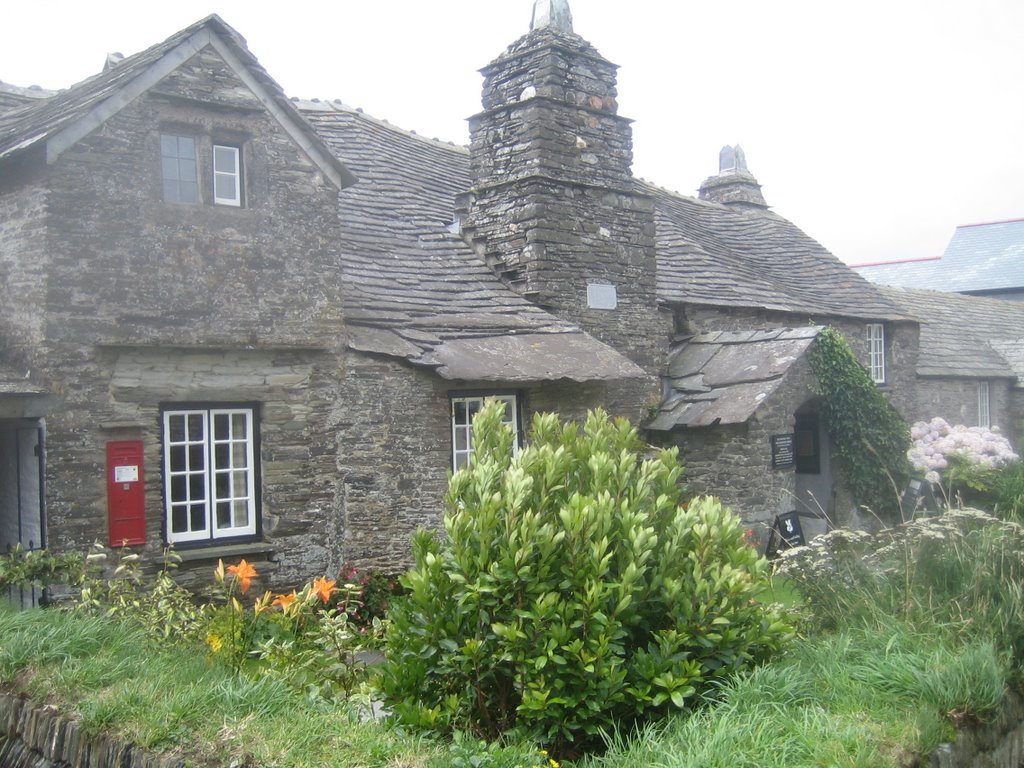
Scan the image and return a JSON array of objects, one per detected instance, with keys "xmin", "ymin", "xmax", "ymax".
[
  {"xmin": 866, "ymin": 323, "xmax": 886, "ymax": 384},
  {"xmin": 213, "ymin": 144, "xmax": 241, "ymax": 206},
  {"xmin": 451, "ymin": 394, "xmax": 519, "ymax": 470},
  {"xmin": 163, "ymin": 406, "xmax": 258, "ymax": 544},
  {"xmin": 160, "ymin": 134, "xmax": 198, "ymax": 204},
  {"xmin": 978, "ymin": 381, "xmax": 991, "ymax": 429}
]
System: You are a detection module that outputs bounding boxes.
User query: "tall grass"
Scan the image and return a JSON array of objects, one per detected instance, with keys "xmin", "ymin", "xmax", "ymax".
[{"xmin": 583, "ymin": 623, "xmax": 1005, "ymax": 768}]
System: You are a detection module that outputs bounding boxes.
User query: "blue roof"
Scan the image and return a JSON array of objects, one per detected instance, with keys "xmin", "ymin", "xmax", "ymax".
[{"xmin": 854, "ymin": 219, "xmax": 1024, "ymax": 294}]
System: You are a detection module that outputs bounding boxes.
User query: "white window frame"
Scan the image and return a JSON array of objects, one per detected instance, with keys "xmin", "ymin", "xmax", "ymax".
[
  {"xmin": 160, "ymin": 134, "xmax": 198, "ymax": 204},
  {"xmin": 213, "ymin": 144, "xmax": 242, "ymax": 206},
  {"xmin": 978, "ymin": 381, "xmax": 991, "ymax": 429},
  {"xmin": 451, "ymin": 394, "xmax": 519, "ymax": 470},
  {"xmin": 866, "ymin": 323, "xmax": 886, "ymax": 384},
  {"xmin": 163, "ymin": 406, "xmax": 258, "ymax": 544}
]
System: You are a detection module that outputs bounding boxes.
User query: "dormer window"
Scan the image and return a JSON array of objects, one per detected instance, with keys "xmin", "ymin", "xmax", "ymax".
[
  {"xmin": 161, "ymin": 134, "xmax": 198, "ymax": 204},
  {"xmin": 213, "ymin": 144, "xmax": 242, "ymax": 206}
]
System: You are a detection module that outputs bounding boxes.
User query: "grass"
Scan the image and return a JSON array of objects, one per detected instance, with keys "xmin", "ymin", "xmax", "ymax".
[
  {"xmin": 2, "ymin": 507, "xmax": 1021, "ymax": 767},
  {"xmin": 0, "ymin": 606, "xmax": 442, "ymax": 767},
  {"xmin": 582, "ymin": 622, "xmax": 1006, "ymax": 768}
]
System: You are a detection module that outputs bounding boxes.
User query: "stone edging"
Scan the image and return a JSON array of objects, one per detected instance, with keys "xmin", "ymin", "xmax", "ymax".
[{"xmin": 0, "ymin": 691, "xmax": 184, "ymax": 768}]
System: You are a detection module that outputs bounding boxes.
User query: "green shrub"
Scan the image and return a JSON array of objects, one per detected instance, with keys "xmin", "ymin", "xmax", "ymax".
[
  {"xmin": 0, "ymin": 544, "xmax": 84, "ymax": 592},
  {"xmin": 379, "ymin": 403, "xmax": 793, "ymax": 755}
]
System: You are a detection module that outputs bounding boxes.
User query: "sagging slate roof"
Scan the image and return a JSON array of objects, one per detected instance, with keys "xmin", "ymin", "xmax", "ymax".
[
  {"xmin": 0, "ymin": 16, "xmax": 354, "ymax": 188},
  {"xmin": 878, "ymin": 286, "xmax": 1024, "ymax": 382},
  {"xmin": 648, "ymin": 327, "xmax": 821, "ymax": 430},
  {"xmin": 649, "ymin": 183, "xmax": 909, "ymax": 321},
  {"xmin": 854, "ymin": 219, "xmax": 1024, "ymax": 295},
  {"xmin": 300, "ymin": 100, "xmax": 643, "ymax": 382}
]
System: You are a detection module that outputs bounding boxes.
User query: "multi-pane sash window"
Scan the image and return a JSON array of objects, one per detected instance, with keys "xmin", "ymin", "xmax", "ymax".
[
  {"xmin": 160, "ymin": 134, "xmax": 198, "ymax": 203},
  {"xmin": 213, "ymin": 144, "xmax": 241, "ymax": 206},
  {"xmin": 163, "ymin": 407, "xmax": 257, "ymax": 544},
  {"xmin": 866, "ymin": 323, "xmax": 886, "ymax": 384},
  {"xmin": 451, "ymin": 394, "xmax": 519, "ymax": 470},
  {"xmin": 978, "ymin": 381, "xmax": 991, "ymax": 428}
]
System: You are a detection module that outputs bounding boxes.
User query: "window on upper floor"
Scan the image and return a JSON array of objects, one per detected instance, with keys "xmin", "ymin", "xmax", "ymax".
[
  {"xmin": 162, "ymin": 405, "xmax": 260, "ymax": 545},
  {"xmin": 866, "ymin": 323, "xmax": 886, "ymax": 384},
  {"xmin": 160, "ymin": 134, "xmax": 244, "ymax": 207},
  {"xmin": 450, "ymin": 393, "xmax": 520, "ymax": 471},
  {"xmin": 213, "ymin": 144, "xmax": 242, "ymax": 206},
  {"xmin": 161, "ymin": 134, "xmax": 199, "ymax": 204},
  {"xmin": 978, "ymin": 381, "xmax": 991, "ymax": 429}
]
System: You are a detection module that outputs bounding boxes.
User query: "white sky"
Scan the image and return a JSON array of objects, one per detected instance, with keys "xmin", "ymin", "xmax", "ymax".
[{"xmin": 3, "ymin": 1, "xmax": 1022, "ymax": 264}]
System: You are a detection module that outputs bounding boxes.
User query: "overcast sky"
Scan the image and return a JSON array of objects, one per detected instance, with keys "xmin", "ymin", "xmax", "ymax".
[{"xmin": 3, "ymin": 1, "xmax": 1021, "ymax": 264}]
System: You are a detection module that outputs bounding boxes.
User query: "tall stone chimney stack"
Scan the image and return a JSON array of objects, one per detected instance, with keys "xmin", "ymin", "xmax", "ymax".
[{"xmin": 458, "ymin": 0, "xmax": 668, "ymax": 382}]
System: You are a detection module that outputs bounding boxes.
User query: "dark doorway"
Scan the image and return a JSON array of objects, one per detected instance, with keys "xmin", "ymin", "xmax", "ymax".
[{"xmin": 0, "ymin": 420, "xmax": 45, "ymax": 608}]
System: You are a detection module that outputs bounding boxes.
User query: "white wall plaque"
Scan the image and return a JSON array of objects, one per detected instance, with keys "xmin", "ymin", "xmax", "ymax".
[
  {"xmin": 587, "ymin": 283, "xmax": 617, "ymax": 310},
  {"xmin": 114, "ymin": 465, "xmax": 139, "ymax": 483}
]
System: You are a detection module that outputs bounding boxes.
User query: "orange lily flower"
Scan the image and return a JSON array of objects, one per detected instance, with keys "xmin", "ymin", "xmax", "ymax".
[
  {"xmin": 227, "ymin": 559, "xmax": 258, "ymax": 594},
  {"xmin": 311, "ymin": 576, "xmax": 337, "ymax": 605},
  {"xmin": 273, "ymin": 591, "xmax": 298, "ymax": 609}
]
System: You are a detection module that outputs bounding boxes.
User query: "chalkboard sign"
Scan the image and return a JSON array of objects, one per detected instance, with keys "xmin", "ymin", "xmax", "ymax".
[
  {"xmin": 764, "ymin": 511, "xmax": 806, "ymax": 558},
  {"xmin": 771, "ymin": 433, "xmax": 796, "ymax": 469}
]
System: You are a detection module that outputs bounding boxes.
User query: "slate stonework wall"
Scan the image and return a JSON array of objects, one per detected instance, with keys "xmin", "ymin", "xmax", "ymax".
[
  {"xmin": 0, "ymin": 169, "xmax": 48, "ymax": 363},
  {"xmin": 7, "ymin": 45, "xmax": 346, "ymax": 589},
  {"xmin": 916, "ymin": 377, "xmax": 1016, "ymax": 439},
  {"xmin": 337, "ymin": 352, "xmax": 617, "ymax": 573}
]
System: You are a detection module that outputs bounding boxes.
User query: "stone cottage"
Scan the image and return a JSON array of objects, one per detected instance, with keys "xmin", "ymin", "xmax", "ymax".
[{"xmin": 2, "ymin": 1, "xmax": 991, "ymax": 587}]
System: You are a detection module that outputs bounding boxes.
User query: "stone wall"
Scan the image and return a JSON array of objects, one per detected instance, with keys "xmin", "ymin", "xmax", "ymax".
[
  {"xmin": 336, "ymin": 352, "xmax": 615, "ymax": 573},
  {"xmin": 916, "ymin": 377, "xmax": 1017, "ymax": 443}
]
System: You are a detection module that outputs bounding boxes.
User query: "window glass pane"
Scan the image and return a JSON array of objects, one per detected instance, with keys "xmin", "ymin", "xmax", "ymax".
[
  {"xmin": 188, "ymin": 443, "xmax": 205, "ymax": 470},
  {"xmin": 232, "ymin": 413, "xmax": 247, "ymax": 438},
  {"xmin": 190, "ymin": 504, "xmax": 205, "ymax": 531},
  {"xmin": 232, "ymin": 443, "xmax": 248, "ymax": 468},
  {"xmin": 179, "ymin": 160, "xmax": 197, "ymax": 183},
  {"xmin": 171, "ymin": 506, "xmax": 188, "ymax": 533},
  {"xmin": 215, "ymin": 175, "xmax": 235, "ymax": 200},
  {"xmin": 169, "ymin": 445, "xmax": 185, "ymax": 472},
  {"xmin": 161, "ymin": 134, "xmax": 177, "ymax": 156},
  {"xmin": 189, "ymin": 474, "xmax": 206, "ymax": 501},
  {"xmin": 216, "ymin": 501, "xmax": 231, "ymax": 529},
  {"xmin": 233, "ymin": 500, "xmax": 250, "ymax": 528},
  {"xmin": 187, "ymin": 414, "xmax": 204, "ymax": 441},
  {"xmin": 233, "ymin": 473, "xmax": 249, "ymax": 497},
  {"xmin": 170, "ymin": 475, "xmax": 186, "ymax": 501},
  {"xmin": 215, "ymin": 145, "xmax": 237, "ymax": 172},
  {"xmin": 168, "ymin": 414, "xmax": 185, "ymax": 443},
  {"xmin": 455, "ymin": 427, "xmax": 469, "ymax": 452},
  {"xmin": 177, "ymin": 136, "xmax": 195, "ymax": 159},
  {"xmin": 454, "ymin": 400, "xmax": 467, "ymax": 424},
  {"xmin": 214, "ymin": 413, "xmax": 229, "ymax": 437},
  {"xmin": 215, "ymin": 443, "xmax": 229, "ymax": 469}
]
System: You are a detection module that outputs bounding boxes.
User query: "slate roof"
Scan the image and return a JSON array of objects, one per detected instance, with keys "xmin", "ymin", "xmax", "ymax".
[
  {"xmin": 648, "ymin": 327, "xmax": 821, "ymax": 430},
  {"xmin": 0, "ymin": 82, "xmax": 54, "ymax": 116},
  {"xmin": 650, "ymin": 184, "xmax": 909, "ymax": 321},
  {"xmin": 299, "ymin": 100, "xmax": 643, "ymax": 382},
  {"xmin": 0, "ymin": 16, "xmax": 354, "ymax": 188},
  {"xmin": 853, "ymin": 219, "xmax": 1024, "ymax": 295},
  {"xmin": 878, "ymin": 286, "xmax": 1024, "ymax": 382}
]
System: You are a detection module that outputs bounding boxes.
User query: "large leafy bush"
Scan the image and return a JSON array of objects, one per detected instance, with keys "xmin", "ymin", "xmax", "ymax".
[{"xmin": 379, "ymin": 403, "xmax": 792, "ymax": 754}]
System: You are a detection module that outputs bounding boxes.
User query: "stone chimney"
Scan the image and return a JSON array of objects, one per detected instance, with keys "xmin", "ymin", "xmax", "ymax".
[
  {"xmin": 698, "ymin": 145, "xmax": 768, "ymax": 210},
  {"xmin": 458, "ymin": 0, "xmax": 668, "ymax": 378}
]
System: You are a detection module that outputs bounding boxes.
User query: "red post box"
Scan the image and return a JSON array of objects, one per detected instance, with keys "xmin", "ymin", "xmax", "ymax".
[{"xmin": 107, "ymin": 440, "xmax": 146, "ymax": 547}]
